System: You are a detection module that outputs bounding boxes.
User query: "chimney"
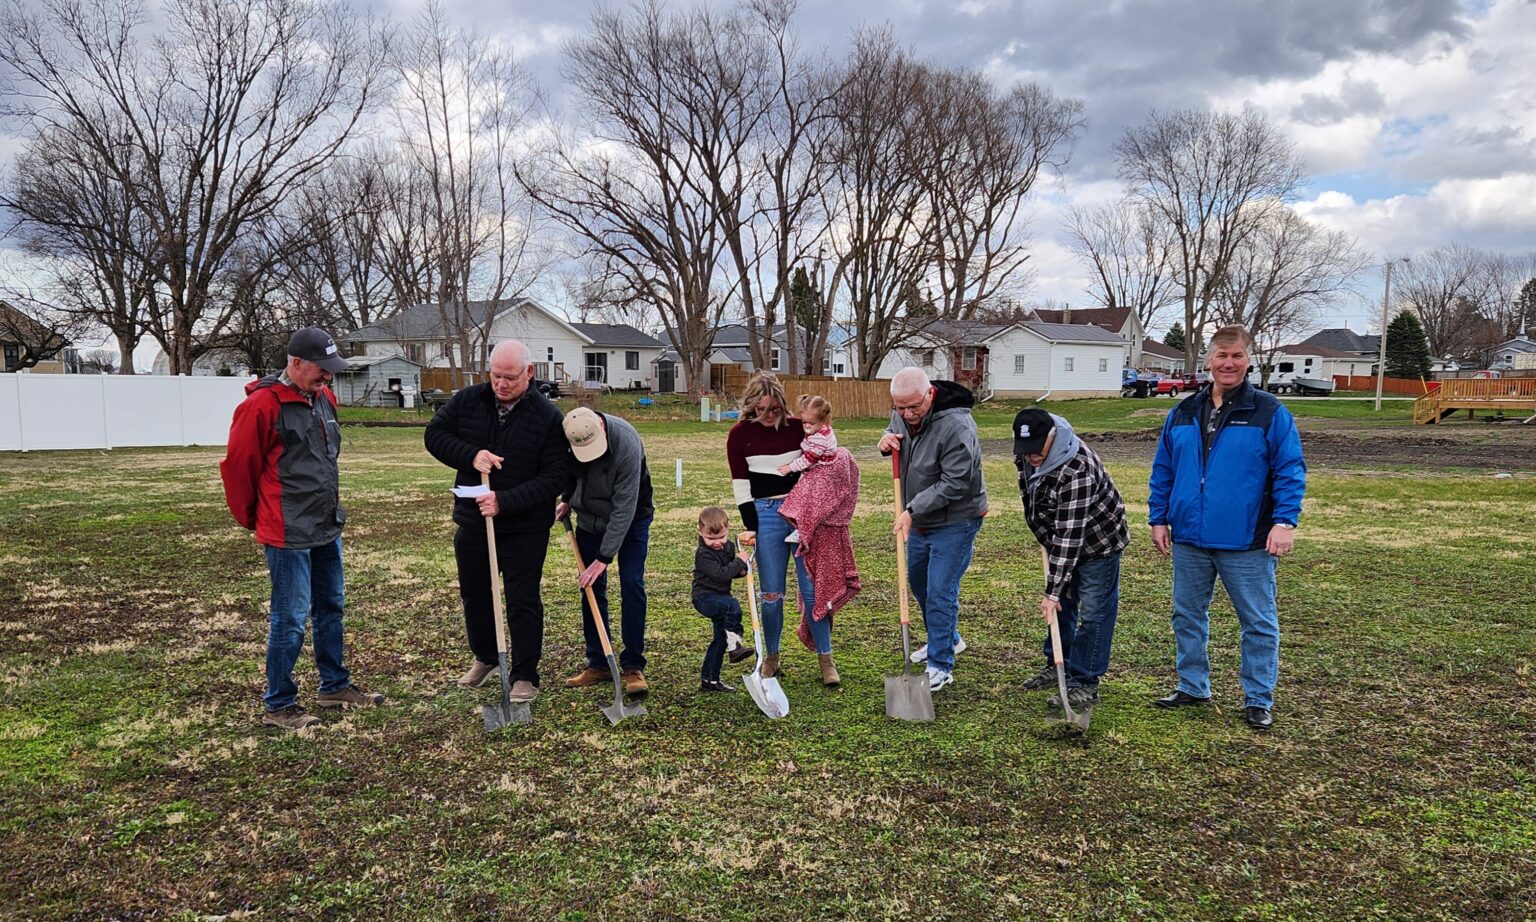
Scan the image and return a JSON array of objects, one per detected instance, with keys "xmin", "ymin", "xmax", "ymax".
[{"xmin": 1062, "ymin": 303, "xmax": 1071, "ymax": 325}]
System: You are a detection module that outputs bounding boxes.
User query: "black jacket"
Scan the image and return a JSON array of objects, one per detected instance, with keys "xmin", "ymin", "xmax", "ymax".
[
  {"xmin": 692, "ymin": 538, "xmax": 748, "ymax": 600},
  {"xmin": 424, "ymin": 383, "xmax": 570, "ymax": 533}
]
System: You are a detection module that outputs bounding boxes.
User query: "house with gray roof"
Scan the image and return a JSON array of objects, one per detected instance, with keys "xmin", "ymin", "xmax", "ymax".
[
  {"xmin": 339, "ymin": 299, "xmax": 661, "ymax": 390},
  {"xmin": 874, "ymin": 318, "xmax": 1127, "ymax": 399},
  {"xmin": 652, "ymin": 323, "xmax": 843, "ymax": 395}
]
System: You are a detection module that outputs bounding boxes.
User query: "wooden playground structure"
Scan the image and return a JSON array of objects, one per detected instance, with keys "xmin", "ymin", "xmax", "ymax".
[{"xmin": 1412, "ymin": 377, "xmax": 1536, "ymax": 424}]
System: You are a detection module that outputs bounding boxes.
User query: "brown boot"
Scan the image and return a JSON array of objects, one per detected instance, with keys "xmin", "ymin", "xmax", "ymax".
[
  {"xmin": 819, "ymin": 653, "xmax": 841, "ymax": 687},
  {"xmin": 564, "ymin": 666, "xmax": 612, "ymax": 688},
  {"xmin": 759, "ymin": 653, "xmax": 780, "ymax": 679},
  {"xmin": 621, "ymin": 669, "xmax": 649, "ymax": 697}
]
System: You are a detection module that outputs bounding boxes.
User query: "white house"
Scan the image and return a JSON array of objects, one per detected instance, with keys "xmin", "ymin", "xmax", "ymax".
[
  {"xmin": 653, "ymin": 324, "xmax": 842, "ymax": 394},
  {"xmin": 1140, "ymin": 338, "xmax": 1187, "ymax": 375},
  {"xmin": 874, "ymin": 319, "xmax": 1126, "ymax": 399},
  {"xmin": 1031, "ymin": 306, "xmax": 1145, "ymax": 368},
  {"xmin": 341, "ymin": 300, "xmax": 661, "ymax": 391},
  {"xmin": 1489, "ymin": 334, "xmax": 1536, "ymax": 370}
]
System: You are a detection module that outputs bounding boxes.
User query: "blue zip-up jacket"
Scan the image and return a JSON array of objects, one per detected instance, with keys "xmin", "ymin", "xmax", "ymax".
[{"xmin": 1148, "ymin": 381, "xmax": 1306, "ymax": 551}]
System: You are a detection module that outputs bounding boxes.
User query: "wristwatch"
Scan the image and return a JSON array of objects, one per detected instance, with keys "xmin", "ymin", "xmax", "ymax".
[{"xmin": 1275, "ymin": 523, "xmax": 1296, "ymax": 530}]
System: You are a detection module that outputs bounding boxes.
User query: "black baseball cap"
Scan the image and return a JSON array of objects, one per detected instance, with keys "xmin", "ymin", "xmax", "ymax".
[
  {"xmin": 288, "ymin": 327, "xmax": 350, "ymax": 373},
  {"xmin": 1012, "ymin": 408, "xmax": 1055, "ymax": 456}
]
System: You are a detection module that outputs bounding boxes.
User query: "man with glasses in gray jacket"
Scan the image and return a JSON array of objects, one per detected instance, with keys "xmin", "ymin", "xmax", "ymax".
[{"xmin": 877, "ymin": 367, "xmax": 988, "ymax": 692}]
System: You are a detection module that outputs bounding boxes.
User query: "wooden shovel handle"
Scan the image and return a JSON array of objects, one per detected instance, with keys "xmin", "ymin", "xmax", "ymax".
[
  {"xmin": 562, "ymin": 516, "xmax": 617, "ymax": 658},
  {"xmin": 893, "ymin": 447, "xmax": 911, "ymax": 628},
  {"xmin": 1041, "ymin": 545, "xmax": 1062, "ymax": 666},
  {"xmin": 483, "ymin": 473, "xmax": 509, "ymax": 655}
]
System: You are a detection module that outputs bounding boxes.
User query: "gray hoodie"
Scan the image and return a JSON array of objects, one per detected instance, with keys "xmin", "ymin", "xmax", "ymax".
[
  {"xmin": 1023, "ymin": 413, "xmax": 1080, "ymax": 483},
  {"xmin": 566, "ymin": 414, "xmax": 654, "ymax": 563},
  {"xmin": 885, "ymin": 380, "xmax": 989, "ymax": 528}
]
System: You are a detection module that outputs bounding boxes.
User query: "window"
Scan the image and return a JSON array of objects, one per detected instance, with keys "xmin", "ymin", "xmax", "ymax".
[
  {"xmin": 920, "ymin": 349, "xmax": 935, "ymax": 367},
  {"xmin": 440, "ymin": 341, "xmax": 453, "ymax": 358},
  {"xmin": 1064, "ymin": 357, "xmax": 1074, "ymax": 372},
  {"xmin": 1014, "ymin": 354, "xmax": 1027, "ymax": 374},
  {"xmin": 834, "ymin": 362, "xmax": 845, "ymax": 375},
  {"xmin": 961, "ymin": 347, "xmax": 977, "ymax": 371},
  {"xmin": 770, "ymin": 348, "xmax": 781, "ymax": 370},
  {"xmin": 625, "ymin": 350, "xmax": 640, "ymax": 370},
  {"xmin": 822, "ymin": 356, "xmax": 831, "ymax": 372},
  {"xmin": 1304, "ymin": 358, "xmax": 1313, "ymax": 368},
  {"xmin": 1098, "ymin": 358, "xmax": 1108, "ymax": 373},
  {"xmin": 1278, "ymin": 361, "xmax": 1295, "ymax": 373},
  {"xmin": 406, "ymin": 343, "xmax": 425, "ymax": 364},
  {"xmin": 3, "ymin": 344, "xmax": 18, "ymax": 371},
  {"xmin": 547, "ymin": 347, "xmax": 555, "ymax": 362}
]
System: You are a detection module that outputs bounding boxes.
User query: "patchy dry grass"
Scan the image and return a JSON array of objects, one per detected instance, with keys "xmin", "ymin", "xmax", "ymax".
[{"xmin": 0, "ymin": 416, "xmax": 1532, "ymax": 920}]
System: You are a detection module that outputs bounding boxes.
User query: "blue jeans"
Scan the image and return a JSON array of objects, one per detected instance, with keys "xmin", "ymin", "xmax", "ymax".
[
  {"xmin": 1170, "ymin": 543, "xmax": 1280, "ymax": 709},
  {"xmin": 263, "ymin": 538, "xmax": 350, "ymax": 711},
  {"xmin": 576, "ymin": 511, "xmax": 652, "ymax": 671},
  {"xmin": 693, "ymin": 592, "xmax": 744, "ymax": 682},
  {"xmin": 1042, "ymin": 552, "xmax": 1122, "ymax": 689},
  {"xmin": 907, "ymin": 516, "xmax": 983, "ymax": 673},
  {"xmin": 753, "ymin": 498, "xmax": 830, "ymax": 655}
]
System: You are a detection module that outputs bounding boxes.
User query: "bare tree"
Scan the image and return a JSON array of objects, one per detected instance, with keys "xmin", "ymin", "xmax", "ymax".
[
  {"xmin": 83, "ymin": 349, "xmax": 118, "ymax": 373},
  {"xmin": 824, "ymin": 31, "xmax": 941, "ymax": 380},
  {"xmin": 1115, "ymin": 109, "xmax": 1305, "ymax": 368},
  {"xmin": 1064, "ymin": 199, "xmax": 1179, "ymax": 330},
  {"xmin": 2, "ymin": 124, "xmax": 161, "ymax": 372},
  {"xmin": 0, "ymin": 0, "xmax": 391, "ymax": 374},
  {"xmin": 1212, "ymin": 208, "xmax": 1367, "ymax": 385},
  {"xmin": 0, "ymin": 293, "xmax": 83, "ymax": 371},
  {"xmin": 391, "ymin": 1, "xmax": 545, "ymax": 378},
  {"xmin": 520, "ymin": 2, "xmax": 732, "ymax": 400},
  {"xmin": 1394, "ymin": 243, "xmax": 1488, "ymax": 358},
  {"xmin": 923, "ymin": 72, "xmax": 1083, "ymax": 320},
  {"xmin": 1479, "ymin": 250, "xmax": 1536, "ymax": 342}
]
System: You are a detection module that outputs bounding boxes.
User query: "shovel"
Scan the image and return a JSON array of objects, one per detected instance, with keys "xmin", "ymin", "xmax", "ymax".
[
  {"xmin": 1041, "ymin": 546, "xmax": 1090, "ymax": 734},
  {"xmin": 481, "ymin": 474, "xmax": 531, "ymax": 730},
  {"xmin": 742, "ymin": 560, "xmax": 789, "ymax": 719},
  {"xmin": 885, "ymin": 447, "xmax": 934, "ymax": 721},
  {"xmin": 559, "ymin": 515, "xmax": 646, "ymax": 725}
]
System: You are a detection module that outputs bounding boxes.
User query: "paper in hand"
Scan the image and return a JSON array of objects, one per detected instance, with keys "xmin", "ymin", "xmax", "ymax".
[{"xmin": 452, "ymin": 484, "xmax": 491, "ymax": 498}]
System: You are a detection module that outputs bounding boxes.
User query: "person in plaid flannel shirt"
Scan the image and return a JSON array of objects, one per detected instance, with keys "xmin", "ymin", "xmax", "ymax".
[{"xmin": 1014, "ymin": 407, "xmax": 1129, "ymax": 714}]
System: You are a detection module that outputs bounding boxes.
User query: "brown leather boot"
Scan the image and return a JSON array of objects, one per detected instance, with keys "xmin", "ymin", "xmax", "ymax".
[
  {"xmin": 819, "ymin": 653, "xmax": 841, "ymax": 687},
  {"xmin": 759, "ymin": 653, "xmax": 780, "ymax": 679},
  {"xmin": 621, "ymin": 669, "xmax": 649, "ymax": 697},
  {"xmin": 563, "ymin": 666, "xmax": 611, "ymax": 688}
]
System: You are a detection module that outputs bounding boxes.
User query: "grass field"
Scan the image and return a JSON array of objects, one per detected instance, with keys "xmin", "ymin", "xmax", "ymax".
[{"xmin": 1, "ymin": 407, "xmax": 1531, "ymax": 920}]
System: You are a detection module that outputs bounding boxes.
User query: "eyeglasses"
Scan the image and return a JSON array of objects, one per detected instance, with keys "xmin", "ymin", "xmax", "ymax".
[
  {"xmin": 892, "ymin": 400, "xmax": 925, "ymax": 413},
  {"xmin": 755, "ymin": 402, "xmax": 783, "ymax": 416}
]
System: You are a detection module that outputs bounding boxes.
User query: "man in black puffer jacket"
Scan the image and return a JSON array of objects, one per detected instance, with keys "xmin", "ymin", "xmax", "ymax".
[{"xmin": 425, "ymin": 340, "xmax": 570, "ymax": 702}]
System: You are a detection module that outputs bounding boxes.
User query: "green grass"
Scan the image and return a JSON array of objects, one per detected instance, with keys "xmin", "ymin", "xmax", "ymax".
[{"xmin": 0, "ymin": 420, "xmax": 1531, "ymax": 919}]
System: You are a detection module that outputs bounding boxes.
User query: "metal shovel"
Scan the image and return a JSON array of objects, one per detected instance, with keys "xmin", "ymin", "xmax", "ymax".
[
  {"xmin": 1041, "ymin": 546, "xmax": 1090, "ymax": 734},
  {"xmin": 885, "ymin": 448, "xmax": 934, "ymax": 721},
  {"xmin": 560, "ymin": 516, "xmax": 646, "ymax": 726},
  {"xmin": 742, "ymin": 561, "xmax": 789, "ymax": 719},
  {"xmin": 481, "ymin": 474, "xmax": 532, "ymax": 730}
]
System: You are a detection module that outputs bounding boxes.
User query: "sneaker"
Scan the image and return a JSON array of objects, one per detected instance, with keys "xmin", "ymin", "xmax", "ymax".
[
  {"xmin": 700, "ymin": 679, "xmax": 735, "ymax": 693},
  {"xmin": 727, "ymin": 643, "xmax": 756, "ymax": 664},
  {"xmin": 564, "ymin": 666, "xmax": 612, "ymax": 688},
  {"xmin": 1021, "ymin": 665, "xmax": 1057, "ymax": 691},
  {"xmin": 457, "ymin": 659, "xmax": 497, "ymax": 688},
  {"xmin": 509, "ymin": 680, "xmax": 539, "ymax": 703},
  {"xmin": 925, "ymin": 666, "xmax": 953, "ymax": 692},
  {"xmin": 621, "ymin": 669, "xmax": 649, "ymax": 697},
  {"xmin": 909, "ymin": 634, "xmax": 968, "ymax": 664},
  {"xmin": 262, "ymin": 705, "xmax": 320, "ymax": 730},
  {"xmin": 785, "ymin": 529, "xmax": 800, "ymax": 543},
  {"xmin": 1048, "ymin": 686, "xmax": 1099, "ymax": 711},
  {"xmin": 316, "ymin": 683, "xmax": 385, "ymax": 708}
]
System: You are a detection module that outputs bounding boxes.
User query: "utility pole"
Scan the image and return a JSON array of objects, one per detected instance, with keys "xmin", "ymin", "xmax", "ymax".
[{"xmin": 1374, "ymin": 258, "xmax": 1408, "ymax": 412}]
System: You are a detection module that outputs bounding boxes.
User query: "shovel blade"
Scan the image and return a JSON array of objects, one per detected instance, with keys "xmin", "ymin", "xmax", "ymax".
[
  {"xmin": 600, "ymin": 700, "xmax": 647, "ymax": 725},
  {"xmin": 884, "ymin": 672, "xmax": 935, "ymax": 722},
  {"xmin": 744, "ymin": 671, "xmax": 788, "ymax": 719},
  {"xmin": 483, "ymin": 701, "xmax": 532, "ymax": 731}
]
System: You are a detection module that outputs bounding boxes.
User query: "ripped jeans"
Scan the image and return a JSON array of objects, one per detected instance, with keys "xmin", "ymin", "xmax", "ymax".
[{"xmin": 752, "ymin": 497, "xmax": 830, "ymax": 654}]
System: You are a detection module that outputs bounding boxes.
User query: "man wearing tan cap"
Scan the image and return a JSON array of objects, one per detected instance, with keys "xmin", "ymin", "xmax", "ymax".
[{"xmin": 555, "ymin": 407, "xmax": 655, "ymax": 695}]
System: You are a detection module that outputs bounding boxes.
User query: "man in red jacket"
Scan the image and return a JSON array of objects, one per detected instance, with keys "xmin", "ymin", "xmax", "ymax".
[{"xmin": 221, "ymin": 327, "xmax": 384, "ymax": 731}]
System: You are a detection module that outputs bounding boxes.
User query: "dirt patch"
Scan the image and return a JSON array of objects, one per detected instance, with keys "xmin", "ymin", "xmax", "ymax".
[{"xmin": 987, "ymin": 421, "xmax": 1536, "ymax": 472}]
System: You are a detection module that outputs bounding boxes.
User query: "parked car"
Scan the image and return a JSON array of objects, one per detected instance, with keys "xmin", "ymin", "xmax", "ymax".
[
  {"xmin": 1122, "ymin": 369, "xmax": 1159, "ymax": 398},
  {"xmin": 1154, "ymin": 376, "xmax": 1185, "ymax": 396},
  {"xmin": 1176, "ymin": 372, "xmax": 1210, "ymax": 390}
]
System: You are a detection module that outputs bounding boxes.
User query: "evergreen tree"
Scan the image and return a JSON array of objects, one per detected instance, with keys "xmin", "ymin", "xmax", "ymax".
[
  {"xmin": 788, "ymin": 266, "xmax": 820, "ymax": 331},
  {"xmin": 1385, "ymin": 310, "xmax": 1432, "ymax": 379},
  {"xmin": 1516, "ymin": 278, "xmax": 1536, "ymax": 335},
  {"xmin": 1163, "ymin": 322, "xmax": 1185, "ymax": 353}
]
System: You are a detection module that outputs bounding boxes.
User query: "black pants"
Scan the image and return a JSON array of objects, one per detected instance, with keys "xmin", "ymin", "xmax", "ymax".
[
  {"xmin": 693, "ymin": 592, "xmax": 744, "ymax": 682},
  {"xmin": 455, "ymin": 525, "xmax": 549, "ymax": 685}
]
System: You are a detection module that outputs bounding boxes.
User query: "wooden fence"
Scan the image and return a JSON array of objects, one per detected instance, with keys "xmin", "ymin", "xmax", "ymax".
[
  {"xmin": 421, "ymin": 368, "xmax": 486, "ymax": 393},
  {"xmin": 1332, "ymin": 375, "xmax": 1436, "ymax": 395},
  {"xmin": 778, "ymin": 375, "xmax": 895, "ymax": 419}
]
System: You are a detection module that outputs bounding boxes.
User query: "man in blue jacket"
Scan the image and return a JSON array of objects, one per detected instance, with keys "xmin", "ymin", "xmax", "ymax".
[{"xmin": 1148, "ymin": 325, "xmax": 1306, "ymax": 731}]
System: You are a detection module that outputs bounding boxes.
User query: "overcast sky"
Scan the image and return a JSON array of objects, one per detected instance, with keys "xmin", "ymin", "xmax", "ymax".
[
  {"xmin": 9, "ymin": 0, "xmax": 1535, "ymax": 364},
  {"xmin": 381, "ymin": 0, "xmax": 1533, "ymax": 337}
]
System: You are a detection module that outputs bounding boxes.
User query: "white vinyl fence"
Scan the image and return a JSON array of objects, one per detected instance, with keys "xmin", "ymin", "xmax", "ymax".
[{"xmin": 0, "ymin": 374, "xmax": 250, "ymax": 452}]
